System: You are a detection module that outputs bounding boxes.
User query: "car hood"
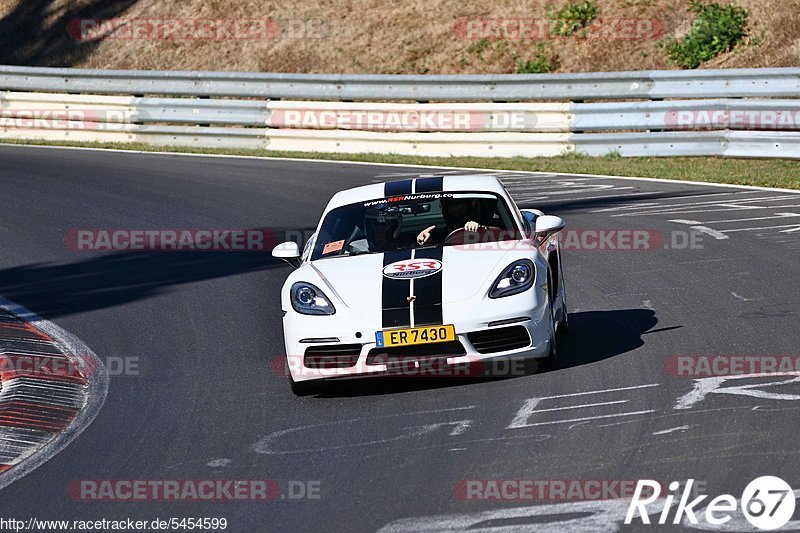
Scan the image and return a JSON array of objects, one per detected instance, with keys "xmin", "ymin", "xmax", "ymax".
[{"xmin": 307, "ymin": 246, "xmax": 514, "ymax": 311}]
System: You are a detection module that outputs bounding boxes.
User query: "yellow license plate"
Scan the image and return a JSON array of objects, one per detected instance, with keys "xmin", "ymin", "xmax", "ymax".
[{"xmin": 376, "ymin": 324, "xmax": 456, "ymax": 348}]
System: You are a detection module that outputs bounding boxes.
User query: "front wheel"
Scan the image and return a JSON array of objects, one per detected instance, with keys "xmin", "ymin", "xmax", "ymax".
[
  {"xmin": 545, "ymin": 270, "xmax": 558, "ymax": 363},
  {"xmin": 546, "ymin": 307, "xmax": 558, "ymax": 363}
]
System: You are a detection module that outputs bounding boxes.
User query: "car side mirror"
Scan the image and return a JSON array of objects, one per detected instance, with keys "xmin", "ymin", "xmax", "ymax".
[
  {"xmin": 535, "ymin": 215, "xmax": 566, "ymax": 237},
  {"xmin": 520, "ymin": 209, "xmax": 543, "ymax": 237},
  {"xmin": 272, "ymin": 241, "xmax": 301, "ymax": 268}
]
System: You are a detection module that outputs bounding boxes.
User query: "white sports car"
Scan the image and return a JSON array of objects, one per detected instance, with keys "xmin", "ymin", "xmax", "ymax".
[{"xmin": 272, "ymin": 175, "xmax": 568, "ymax": 395}]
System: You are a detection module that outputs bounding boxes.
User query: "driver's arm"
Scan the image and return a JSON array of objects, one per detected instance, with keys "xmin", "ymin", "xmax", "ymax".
[
  {"xmin": 416, "ymin": 225, "xmax": 436, "ymax": 246},
  {"xmin": 417, "ymin": 221, "xmax": 483, "ymax": 246}
]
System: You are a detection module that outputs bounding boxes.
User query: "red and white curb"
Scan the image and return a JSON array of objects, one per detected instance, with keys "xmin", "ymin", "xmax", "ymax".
[{"xmin": 0, "ymin": 298, "xmax": 108, "ymax": 489}]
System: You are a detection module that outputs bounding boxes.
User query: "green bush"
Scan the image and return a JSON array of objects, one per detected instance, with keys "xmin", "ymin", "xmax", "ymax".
[
  {"xmin": 663, "ymin": 1, "xmax": 748, "ymax": 69},
  {"xmin": 549, "ymin": 1, "xmax": 599, "ymax": 37},
  {"xmin": 516, "ymin": 45, "xmax": 559, "ymax": 73}
]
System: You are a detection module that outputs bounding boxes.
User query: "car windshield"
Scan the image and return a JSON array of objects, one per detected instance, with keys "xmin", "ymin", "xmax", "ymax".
[{"xmin": 310, "ymin": 192, "xmax": 521, "ymax": 260}]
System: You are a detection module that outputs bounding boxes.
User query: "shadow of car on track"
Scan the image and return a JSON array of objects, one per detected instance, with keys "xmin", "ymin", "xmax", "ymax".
[
  {"xmin": 0, "ymin": 249, "xmax": 285, "ymax": 320},
  {"xmin": 543, "ymin": 308, "xmax": 661, "ymax": 372},
  {"xmin": 305, "ymin": 308, "xmax": 662, "ymax": 398}
]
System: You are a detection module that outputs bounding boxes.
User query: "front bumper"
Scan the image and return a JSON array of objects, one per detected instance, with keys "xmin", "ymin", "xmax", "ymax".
[{"xmin": 282, "ymin": 290, "xmax": 551, "ymax": 383}]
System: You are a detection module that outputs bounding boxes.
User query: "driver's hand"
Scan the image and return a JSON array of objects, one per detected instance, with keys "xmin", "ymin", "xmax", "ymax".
[
  {"xmin": 417, "ymin": 225, "xmax": 436, "ymax": 246},
  {"xmin": 464, "ymin": 221, "xmax": 480, "ymax": 232}
]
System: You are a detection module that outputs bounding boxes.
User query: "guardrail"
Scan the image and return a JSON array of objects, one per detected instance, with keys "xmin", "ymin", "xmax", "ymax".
[
  {"xmin": 2, "ymin": 65, "xmax": 800, "ymax": 101},
  {"xmin": 1, "ymin": 65, "xmax": 800, "ymax": 158}
]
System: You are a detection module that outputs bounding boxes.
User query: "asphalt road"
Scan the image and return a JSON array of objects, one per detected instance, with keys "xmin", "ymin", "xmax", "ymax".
[{"xmin": 0, "ymin": 144, "xmax": 798, "ymax": 532}]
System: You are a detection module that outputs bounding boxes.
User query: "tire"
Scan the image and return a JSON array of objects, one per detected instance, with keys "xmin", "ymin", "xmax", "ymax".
[
  {"xmin": 558, "ymin": 299, "xmax": 569, "ymax": 338},
  {"xmin": 546, "ymin": 305, "xmax": 558, "ymax": 362},
  {"xmin": 545, "ymin": 270, "xmax": 558, "ymax": 363}
]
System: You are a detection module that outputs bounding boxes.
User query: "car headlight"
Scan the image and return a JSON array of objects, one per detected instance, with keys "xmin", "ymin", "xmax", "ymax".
[
  {"xmin": 489, "ymin": 259, "xmax": 535, "ymax": 298},
  {"xmin": 291, "ymin": 282, "xmax": 336, "ymax": 315}
]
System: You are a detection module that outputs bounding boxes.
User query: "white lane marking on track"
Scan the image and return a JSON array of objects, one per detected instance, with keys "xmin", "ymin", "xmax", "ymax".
[
  {"xmin": 652, "ymin": 425, "xmax": 692, "ymax": 435},
  {"xmin": 668, "ymin": 219, "xmax": 729, "ymax": 239},
  {"xmin": 731, "ymin": 292, "xmax": 756, "ymax": 302},
  {"xmin": 367, "ymin": 434, "xmax": 552, "ymax": 459},
  {"xmin": 600, "ymin": 195, "xmax": 800, "ymax": 217},
  {"xmin": 675, "ymin": 373, "xmax": 800, "ymax": 411},
  {"xmin": 688, "ymin": 226, "xmax": 729, "ymax": 240},
  {"xmin": 593, "ymin": 202, "xmax": 660, "ymax": 210},
  {"xmin": 534, "ymin": 383, "xmax": 660, "ymax": 400},
  {"xmin": 588, "ymin": 192, "xmax": 768, "ymax": 213},
  {"xmin": 610, "ymin": 204, "xmax": 800, "ymax": 218},
  {"xmin": 512, "ymin": 410, "xmax": 657, "ymax": 428},
  {"xmin": 722, "ymin": 223, "xmax": 800, "ymax": 233},
  {"xmin": 702, "ymin": 212, "xmax": 800, "ymax": 224},
  {"xmin": 252, "ymin": 406, "xmax": 477, "ymax": 455},
  {"xmin": 509, "ymin": 186, "xmax": 638, "ymax": 197},
  {"xmin": 523, "ymin": 400, "xmax": 630, "ymax": 414},
  {"xmin": 511, "ymin": 191, "xmax": 663, "ymax": 204},
  {"xmin": 615, "ymin": 204, "xmax": 800, "ymax": 218},
  {"xmin": 612, "ymin": 203, "xmax": 800, "ymax": 217},
  {"xmin": 675, "ymin": 257, "xmax": 746, "ymax": 264},
  {"xmin": 501, "ymin": 176, "xmax": 596, "ymax": 182},
  {"xmin": 551, "ymin": 192, "xmax": 662, "ymax": 202},
  {"xmin": 507, "ymin": 384, "xmax": 659, "ymax": 429}
]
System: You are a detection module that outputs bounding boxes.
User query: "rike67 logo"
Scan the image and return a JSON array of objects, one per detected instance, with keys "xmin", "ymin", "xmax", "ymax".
[{"xmin": 626, "ymin": 477, "xmax": 796, "ymax": 530}]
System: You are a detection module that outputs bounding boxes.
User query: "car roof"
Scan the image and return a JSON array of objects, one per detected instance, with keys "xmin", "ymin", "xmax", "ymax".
[{"xmin": 329, "ymin": 174, "xmax": 509, "ymax": 209}]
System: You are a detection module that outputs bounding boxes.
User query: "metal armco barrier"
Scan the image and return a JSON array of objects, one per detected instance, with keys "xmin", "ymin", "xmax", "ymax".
[{"xmin": 1, "ymin": 65, "xmax": 800, "ymax": 158}]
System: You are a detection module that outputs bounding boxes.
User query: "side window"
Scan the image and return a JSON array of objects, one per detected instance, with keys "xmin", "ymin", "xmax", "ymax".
[
  {"xmin": 301, "ymin": 233, "xmax": 316, "ymax": 262},
  {"xmin": 521, "ymin": 210, "xmax": 538, "ymax": 237}
]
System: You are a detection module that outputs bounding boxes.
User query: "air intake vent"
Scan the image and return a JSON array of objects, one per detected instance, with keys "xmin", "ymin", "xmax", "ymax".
[
  {"xmin": 366, "ymin": 341, "xmax": 466, "ymax": 365},
  {"xmin": 467, "ymin": 326, "xmax": 530, "ymax": 354},
  {"xmin": 304, "ymin": 344, "xmax": 362, "ymax": 368}
]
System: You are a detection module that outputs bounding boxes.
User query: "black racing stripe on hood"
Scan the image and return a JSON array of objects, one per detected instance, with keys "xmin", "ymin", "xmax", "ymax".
[
  {"xmin": 411, "ymin": 247, "xmax": 444, "ymax": 326},
  {"xmin": 414, "ymin": 176, "xmax": 443, "ymax": 193},
  {"xmin": 384, "ymin": 180, "xmax": 413, "ymax": 196},
  {"xmin": 382, "ymin": 250, "xmax": 412, "ymax": 328}
]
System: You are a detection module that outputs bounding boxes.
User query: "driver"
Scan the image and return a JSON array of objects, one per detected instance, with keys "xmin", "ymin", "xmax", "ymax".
[
  {"xmin": 366, "ymin": 211, "xmax": 402, "ymax": 252},
  {"xmin": 416, "ymin": 197, "xmax": 485, "ymax": 246}
]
